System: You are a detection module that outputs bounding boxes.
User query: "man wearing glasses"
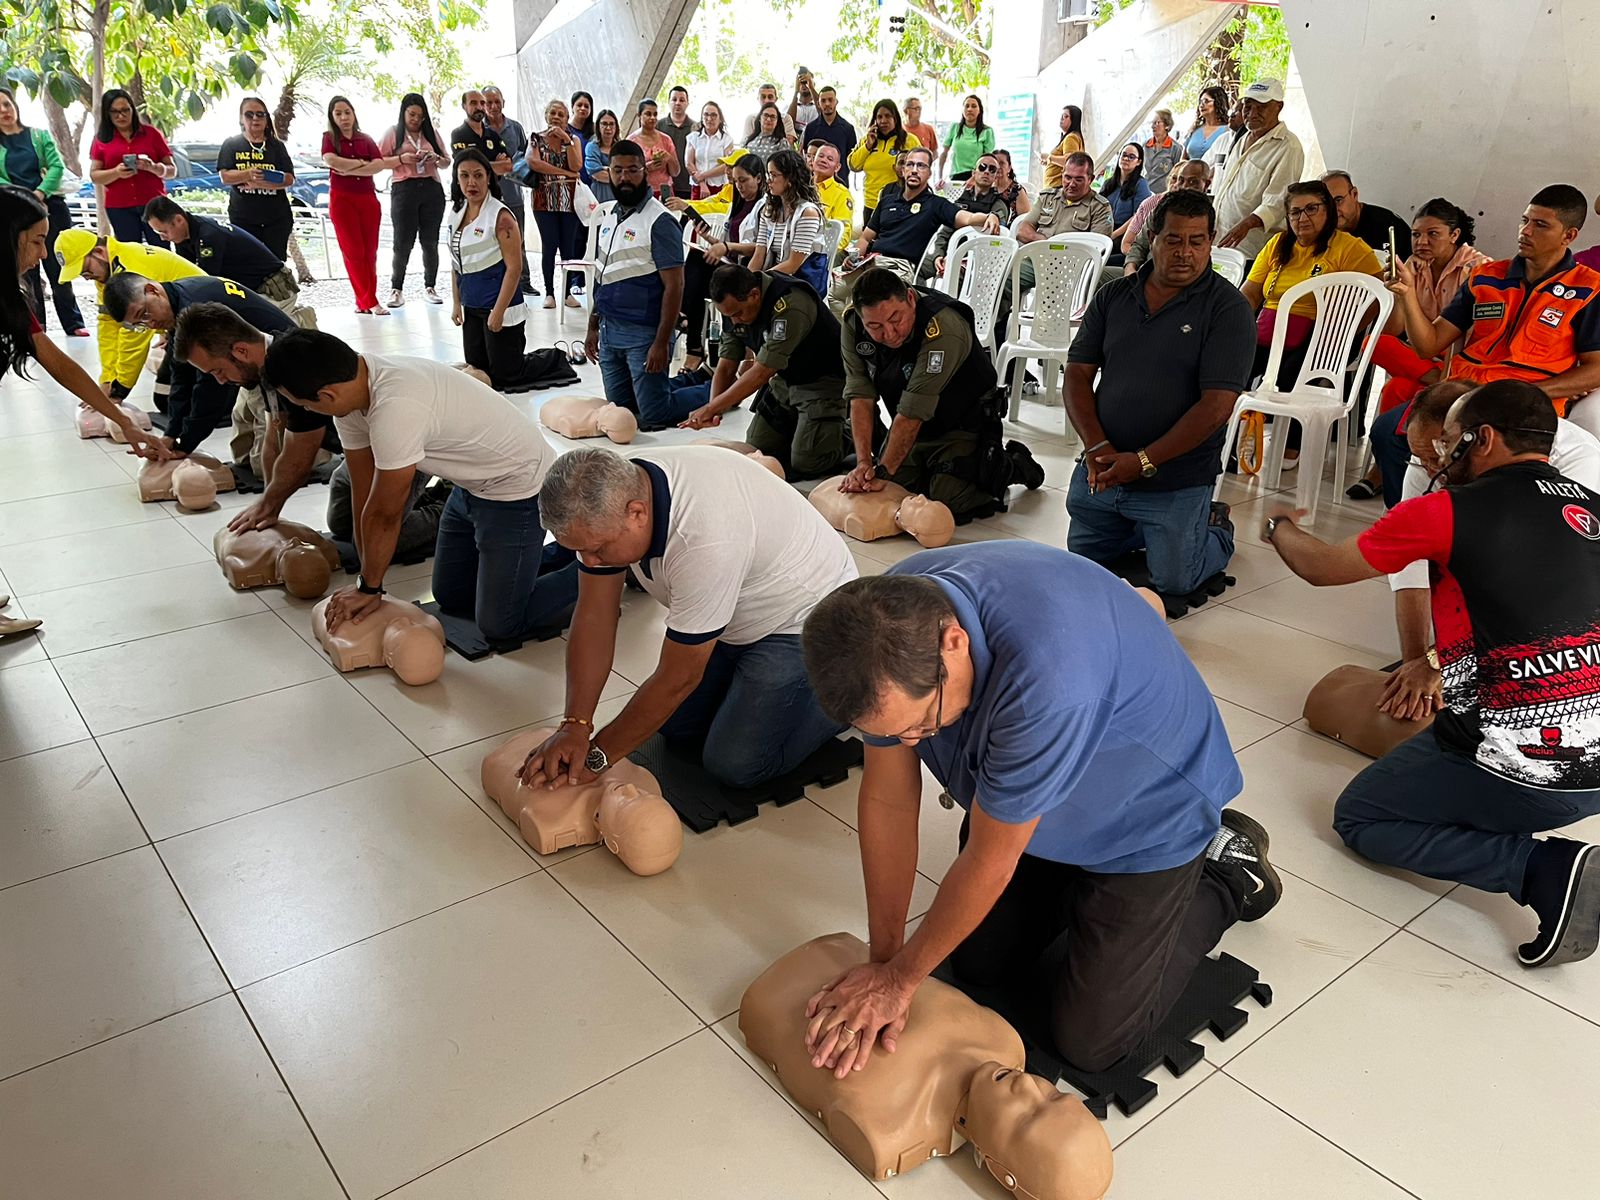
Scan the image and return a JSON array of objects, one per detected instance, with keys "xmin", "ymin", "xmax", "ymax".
[
  {"xmin": 1264, "ymin": 379, "xmax": 1600, "ymax": 968},
  {"xmin": 796, "ymin": 541, "xmax": 1277, "ymax": 1078},
  {"xmin": 217, "ymin": 99, "xmax": 298, "ymax": 259},
  {"xmin": 920, "ymin": 153, "xmax": 1010, "ymax": 281}
]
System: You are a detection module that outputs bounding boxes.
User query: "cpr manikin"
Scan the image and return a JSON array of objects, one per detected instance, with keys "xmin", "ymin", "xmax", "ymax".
[
  {"xmin": 78, "ymin": 402, "xmax": 152, "ymax": 440},
  {"xmin": 1304, "ymin": 664, "xmax": 1437, "ymax": 759},
  {"xmin": 479, "ymin": 727, "xmax": 682, "ymax": 875},
  {"xmin": 213, "ymin": 521, "xmax": 341, "ymax": 600},
  {"xmin": 691, "ymin": 437, "xmax": 786, "ymax": 479},
  {"xmin": 738, "ymin": 932, "xmax": 1112, "ymax": 1195},
  {"xmin": 138, "ymin": 452, "xmax": 236, "ymax": 510},
  {"xmin": 311, "ymin": 595, "xmax": 446, "ymax": 685},
  {"xmin": 808, "ymin": 476, "xmax": 955, "ymax": 548},
  {"xmin": 539, "ymin": 395, "xmax": 639, "ymax": 444}
]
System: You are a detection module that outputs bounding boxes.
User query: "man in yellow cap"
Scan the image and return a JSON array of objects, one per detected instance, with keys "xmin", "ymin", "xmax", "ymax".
[{"xmin": 55, "ymin": 228, "xmax": 203, "ymax": 403}]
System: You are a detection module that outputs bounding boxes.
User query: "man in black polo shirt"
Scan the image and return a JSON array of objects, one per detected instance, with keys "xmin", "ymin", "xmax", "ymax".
[
  {"xmin": 1321, "ymin": 169, "xmax": 1411, "ymax": 262},
  {"xmin": 1265, "ymin": 379, "xmax": 1600, "ymax": 968},
  {"xmin": 141, "ymin": 195, "xmax": 309, "ymax": 322},
  {"xmin": 1064, "ymin": 190, "xmax": 1256, "ymax": 598},
  {"xmin": 450, "ymin": 89, "xmax": 514, "ymax": 178},
  {"xmin": 103, "ymin": 271, "xmax": 301, "ymax": 456},
  {"xmin": 681, "ymin": 263, "xmax": 849, "ymax": 479},
  {"xmin": 841, "ymin": 266, "xmax": 1042, "ymax": 522},
  {"xmin": 848, "ymin": 147, "xmax": 999, "ymax": 278}
]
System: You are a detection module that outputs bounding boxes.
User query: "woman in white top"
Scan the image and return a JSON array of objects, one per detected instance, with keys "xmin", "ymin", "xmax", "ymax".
[
  {"xmin": 748, "ymin": 148, "xmax": 827, "ymax": 294},
  {"xmin": 687, "ymin": 101, "xmax": 733, "ymax": 199}
]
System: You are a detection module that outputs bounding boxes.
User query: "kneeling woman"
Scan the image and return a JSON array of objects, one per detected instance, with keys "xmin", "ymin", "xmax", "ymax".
[{"xmin": 449, "ymin": 149, "xmax": 565, "ymax": 392}]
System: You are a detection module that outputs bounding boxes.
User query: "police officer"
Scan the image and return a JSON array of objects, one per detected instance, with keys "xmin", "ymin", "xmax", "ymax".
[
  {"xmin": 142, "ymin": 195, "xmax": 313, "ymax": 326},
  {"xmin": 840, "ymin": 266, "xmax": 1043, "ymax": 521},
  {"xmin": 682, "ymin": 263, "xmax": 849, "ymax": 479}
]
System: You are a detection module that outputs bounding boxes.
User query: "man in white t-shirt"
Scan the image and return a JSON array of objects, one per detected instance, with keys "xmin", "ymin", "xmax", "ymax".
[
  {"xmin": 521, "ymin": 445, "xmax": 858, "ymax": 789},
  {"xmin": 263, "ymin": 328, "xmax": 578, "ymax": 643},
  {"xmin": 1378, "ymin": 379, "xmax": 1600, "ymax": 721}
]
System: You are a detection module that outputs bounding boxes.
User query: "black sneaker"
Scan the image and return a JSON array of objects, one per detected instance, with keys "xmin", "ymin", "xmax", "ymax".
[
  {"xmin": 1005, "ymin": 440, "xmax": 1046, "ymax": 490},
  {"xmin": 1518, "ymin": 838, "xmax": 1600, "ymax": 968},
  {"xmin": 1209, "ymin": 500, "xmax": 1233, "ymax": 532},
  {"xmin": 1205, "ymin": 809, "xmax": 1282, "ymax": 922}
]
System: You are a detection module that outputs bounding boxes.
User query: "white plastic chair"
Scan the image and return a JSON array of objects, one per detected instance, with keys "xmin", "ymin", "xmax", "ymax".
[
  {"xmin": 943, "ymin": 232, "xmax": 1018, "ymax": 354},
  {"xmin": 556, "ymin": 199, "xmax": 615, "ymax": 329},
  {"xmin": 820, "ymin": 217, "xmax": 846, "ymax": 267},
  {"xmin": 1215, "ymin": 272, "xmax": 1394, "ymax": 523},
  {"xmin": 935, "ymin": 226, "xmax": 984, "ymax": 295},
  {"xmin": 1211, "ymin": 246, "xmax": 1248, "ymax": 287},
  {"xmin": 998, "ymin": 233, "xmax": 1111, "ymax": 424}
]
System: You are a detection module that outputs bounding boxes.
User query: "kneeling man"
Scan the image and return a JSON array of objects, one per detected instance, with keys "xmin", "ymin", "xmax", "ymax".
[
  {"xmin": 264, "ymin": 328, "xmax": 577, "ymax": 643},
  {"xmin": 799, "ymin": 541, "xmax": 1279, "ymax": 1075},
  {"xmin": 523, "ymin": 445, "xmax": 856, "ymax": 790}
]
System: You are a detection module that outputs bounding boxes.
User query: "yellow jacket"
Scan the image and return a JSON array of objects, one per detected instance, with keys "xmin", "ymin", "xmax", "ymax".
[
  {"xmin": 816, "ymin": 177, "xmax": 854, "ymax": 250},
  {"xmin": 687, "ymin": 185, "xmax": 733, "ymax": 216},
  {"xmin": 96, "ymin": 240, "xmax": 205, "ymax": 388},
  {"xmin": 848, "ymin": 133, "xmax": 921, "ymax": 211}
]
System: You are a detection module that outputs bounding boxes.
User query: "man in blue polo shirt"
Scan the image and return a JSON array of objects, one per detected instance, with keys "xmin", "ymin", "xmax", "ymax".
[{"xmin": 798, "ymin": 541, "xmax": 1281, "ymax": 1075}]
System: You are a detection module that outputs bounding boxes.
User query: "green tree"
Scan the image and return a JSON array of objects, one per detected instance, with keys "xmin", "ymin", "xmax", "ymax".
[
  {"xmin": 829, "ymin": 0, "xmax": 991, "ymax": 96},
  {"xmin": 1176, "ymin": 5, "xmax": 1290, "ymax": 122}
]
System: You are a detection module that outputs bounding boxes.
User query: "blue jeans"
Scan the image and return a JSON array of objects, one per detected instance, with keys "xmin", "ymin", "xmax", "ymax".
[
  {"xmin": 431, "ymin": 487, "xmax": 579, "ymax": 643},
  {"xmin": 1066, "ymin": 463, "xmax": 1233, "ymax": 595},
  {"xmin": 106, "ymin": 205, "xmax": 164, "ymax": 247},
  {"xmin": 658, "ymin": 633, "xmax": 845, "ymax": 788},
  {"xmin": 598, "ymin": 316, "xmax": 695, "ymax": 431},
  {"xmin": 1333, "ymin": 729, "xmax": 1600, "ymax": 902},
  {"xmin": 1370, "ymin": 404, "xmax": 1411, "ymax": 508}
]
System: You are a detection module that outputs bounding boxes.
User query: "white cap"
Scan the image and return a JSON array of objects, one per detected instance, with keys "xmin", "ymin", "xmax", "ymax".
[{"xmin": 1241, "ymin": 79, "xmax": 1285, "ymax": 104}]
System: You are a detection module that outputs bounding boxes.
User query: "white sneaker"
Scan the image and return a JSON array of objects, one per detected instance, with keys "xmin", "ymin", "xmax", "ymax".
[
  {"xmin": 388, "ymin": 290, "xmax": 404, "ymax": 308},
  {"xmin": 424, "ymin": 288, "xmax": 443, "ymax": 305}
]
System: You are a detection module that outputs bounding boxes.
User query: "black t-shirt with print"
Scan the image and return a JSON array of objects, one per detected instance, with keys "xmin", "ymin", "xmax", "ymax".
[{"xmin": 218, "ymin": 134, "xmax": 295, "ymax": 225}]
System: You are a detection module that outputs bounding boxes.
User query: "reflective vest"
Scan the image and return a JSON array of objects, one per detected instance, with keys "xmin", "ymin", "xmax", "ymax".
[{"xmin": 1450, "ymin": 253, "xmax": 1600, "ymax": 402}]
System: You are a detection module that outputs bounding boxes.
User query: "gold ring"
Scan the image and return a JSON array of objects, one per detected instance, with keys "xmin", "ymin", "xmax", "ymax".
[{"xmin": 840, "ymin": 1026, "xmax": 859, "ymax": 1043}]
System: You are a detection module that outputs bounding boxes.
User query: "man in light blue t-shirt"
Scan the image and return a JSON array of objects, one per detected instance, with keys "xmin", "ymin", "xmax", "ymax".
[{"xmin": 798, "ymin": 541, "xmax": 1281, "ymax": 1075}]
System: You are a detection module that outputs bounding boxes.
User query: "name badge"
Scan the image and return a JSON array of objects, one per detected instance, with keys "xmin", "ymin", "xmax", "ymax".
[{"xmin": 1473, "ymin": 302, "xmax": 1506, "ymax": 321}]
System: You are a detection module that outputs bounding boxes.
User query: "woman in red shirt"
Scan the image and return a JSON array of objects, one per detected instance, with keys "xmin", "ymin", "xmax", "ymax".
[
  {"xmin": 87, "ymin": 89, "xmax": 174, "ymax": 246},
  {"xmin": 321, "ymin": 95, "xmax": 401, "ymax": 315}
]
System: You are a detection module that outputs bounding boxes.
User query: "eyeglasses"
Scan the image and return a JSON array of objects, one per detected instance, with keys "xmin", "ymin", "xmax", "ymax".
[
  {"xmin": 891, "ymin": 640, "xmax": 947, "ymax": 743},
  {"xmin": 975, "ymin": 163, "xmax": 997, "ymax": 173},
  {"xmin": 242, "ymin": 110, "xmax": 269, "ymax": 120},
  {"xmin": 110, "ymin": 105, "xmax": 134, "ymax": 116},
  {"xmin": 612, "ymin": 164, "xmax": 646, "ymax": 178},
  {"xmin": 1287, "ymin": 203, "xmax": 1325, "ymax": 220},
  {"xmin": 1120, "ymin": 152, "xmax": 1139, "ymax": 160}
]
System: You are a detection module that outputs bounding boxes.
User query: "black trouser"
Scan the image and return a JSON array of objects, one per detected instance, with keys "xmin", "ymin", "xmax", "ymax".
[
  {"xmin": 106, "ymin": 205, "xmax": 163, "ymax": 246},
  {"xmin": 233, "ymin": 207, "xmax": 293, "ymax": 261},
  {"xmin": 531, "ymin": 207, "xmax": 581, "ymax": 294},
  {"xmin": 24, "ymin": 195, "xmax": 85, "ymax": 332},
  {"xmin": 951, "ymin": 821, "xmax": 1243, "ymax": 1073},
  {"xmin": 390, "ymin": 178, "xmax": 446, "ymax": 290},
  {"xmin": 680, "ymin": 251, "xmax": 714, "ymax": 356},
  {"xmin": 462, "ymin": 307, "xmax": 534, "ymax": 391},
  {"xmin": 328, "ymin": 460, "xmax": 443, "ymax": 561}
]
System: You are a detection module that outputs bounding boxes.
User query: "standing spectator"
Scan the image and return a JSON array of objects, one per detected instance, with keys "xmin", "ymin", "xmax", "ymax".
[
  {"xmin": 801, "ymin": 86, "xmax": 857, "ymax": 186},
  {"xmin": 992, "ymin": 149, "xmax": 1031, "ymax": 222},
  {"xmin": 789, "ymin": 67, "xmax": 821, "ymax": 133},
  {"xmin": 450, "ymin": 89, "xmax": 515, "ymax": 175},
  {"xmin": 1185, "ymin": 87, "xmax": 1231, "ymax": 162},
  {"xmin": 903, "ymin": 97, "xmax": 939, "ymax": 165},
  {"xmin": 629, "ymin": 99, "xmax": 681, "ymax": 200},
  {"xmin": 670, "ymin": 152, "xmax": 766, "ymax": 370},
  {"xmin": 745, "ymin": 104, "xmax": 790, "ymax": 160},
  {"xmin": 1143, "ymin": 109, "xmax": 1181, "ymax": 194},
  {"xmin": 1321, "ymin": 169, "xmax": 1412, "ymax": 261},
  {"xmin": 1065, "ymin": 190, "xmax": 1256, "ymax": 597},
  {"xmin": 585, "ymin": 141, "xmax": 688, "ymax": 429},
  {"xmin": 87, "ymin": 88, "xmax": 173, "ymax": 245},
  {"xmin": 217, "ymin": 96, "xmax": 296, "ymax": 260},
  {"xmin": 1041, "ymin": 104, "xmax": 1084, "ymax": 191},
  {"xmin": 1101, "ymin": 143, "xmax": 1153, "ymax": 252},
  {"xmin": 484, "ymin": 85, "xmax": 534, "ymax": 295},
  {"xmin": 1214, "ymin": 79, "xmax": 1305, "ymax": 258},
  {"xmin": 526, "ymin": 97, "xmax": 584, "ymax": 310},
  {"xmin": 806, "ymin": 142, "xmax": 854, "ymax": 253},
  {"xmin": 1207, "ymin": 102, "xmax": 1248, "ymax": 170},
  {"xmin": 743, "ymin": 83, "xmax": 799, "ymax": 142},
  {"xmin": 568, "ymin": 91, "xmax": 595, "ymax": 181},
  {"xmin": 925, "ymin": 152, "xmax": 1011, "ymax": 280},
  {"xmin": 661, "ymin": 86, "xmax": 696, "ymax": 200},
  {"xmin": 849, "ymin": 100, "xmax": 919, "ymax": 222},
  {"xmin": 321, "ymin": 95, "xmax": 395, "ymax": 315},
  {"xmin": 749, "ymin": 149, "xmax": 828, "ymax": 294},
  {"xmin": 940, "ymin": 95, "xmax": 995, "ymax": 184},
  {"xmin": 584, "ymin": 109, "xmax": 622, "ymax": 205},
  {"xmin": 687, "ymin": 102, "xmax": 733, "ymax": 200},
  {"xmin": 379, "ymin": 92, "xmax": 449, "ymax": 308},
  {"xmin": 0, "ymin": 87, "xmax": 86, "ymax": 335}
]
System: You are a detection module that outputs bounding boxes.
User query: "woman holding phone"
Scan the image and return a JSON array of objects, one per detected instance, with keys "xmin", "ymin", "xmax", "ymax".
[
  {"xmin": 379, "ymin": 93, "xmax": 449, "ymax": 307},
  {"xmin": 87, "ymin": 89, "xmax": 174, "ymax": 245},
  {"xmin": 217, "ymin": 96, "xmax": 297, "ymax": 259}
]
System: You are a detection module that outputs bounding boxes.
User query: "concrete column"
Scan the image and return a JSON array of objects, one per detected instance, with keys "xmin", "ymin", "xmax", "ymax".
[{"xmin": 514, "ymin": 0, "xmax": 701, "ymax": 126}]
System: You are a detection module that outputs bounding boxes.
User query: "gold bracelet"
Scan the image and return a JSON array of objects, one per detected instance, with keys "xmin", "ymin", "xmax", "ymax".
[{"xmin": 559, "ymin": 715, "xmax": 592, "ymax": 729}]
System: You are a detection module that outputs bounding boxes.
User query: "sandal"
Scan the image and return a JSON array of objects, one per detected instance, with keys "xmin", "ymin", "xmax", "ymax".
[{"xmin": 1345, "ymin": 478, "xmax": 1381, "ymax": 500}]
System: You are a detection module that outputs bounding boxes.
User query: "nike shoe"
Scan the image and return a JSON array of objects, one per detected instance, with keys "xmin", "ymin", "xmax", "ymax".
[
  {"xmin": 1519, "ymin": 838, "xmax": 1600, "ymax": 968},
  {"xmin": 1205, "ymin": 809, "xmax": 1283, "ymax": 922}
]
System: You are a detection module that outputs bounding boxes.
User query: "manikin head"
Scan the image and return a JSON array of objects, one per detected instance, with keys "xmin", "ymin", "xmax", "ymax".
[
  {"xmin": 174, "ymin": 302, "xmax": 270, "ymax": 387},
  {"xmin": 1438, "ymin": 379, "xmax": 1557, "ymax": 486},
  {"xmin": 103, "ymin": 273, "xmax": 175, "ymax": 331},
  {"xmin": 172, "ymin": 460, "xmax": 219, "ymax": 510},
  {"xmin": 277, "ymin": 540, "xmax": 334, "ymax": 599},
  {"xmin": 596, "ymin": 783, "xmax": 683, "ymax": 875},
  {"xmin": 1403, "ymin": 379, "xmax": 1476, "ymax": 479},
  {"xmin": 383, "ymin": 621, "xmax": 447, "ymax": 685},
  {"xmin": 540, "ymin": 395, "xmax": 638, "ymax": 444},
  {"xmin": 262, "ymin": 327, "xmax": 370, "ymax": 417},
  {"xmin": 959, "ymin": 1064, "xmax": 1115, "ymax": 1200},
  {"xmin": 143, "ymin": 194, "xmax": 192, "ymax": 246},
  {"xmin": 852, "ymin": 268, "xmax": 920, "ymax": 349},
  {"xmin": 539, "ymin": 448, "xmax": 655, "ymax": 567},
  {"xmin": 895, "ymin": 494, "xmax": 955, "ymax": 547}
]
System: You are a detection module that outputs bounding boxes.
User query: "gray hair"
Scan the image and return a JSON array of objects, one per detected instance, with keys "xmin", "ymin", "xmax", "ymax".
[
  {"xmin": 539, "ymin": 447, "xmax": 645, "ymax": 537},
  {"xmin": 1319, "ymin": 168, "xmax": 1354, "ymax": 187}
]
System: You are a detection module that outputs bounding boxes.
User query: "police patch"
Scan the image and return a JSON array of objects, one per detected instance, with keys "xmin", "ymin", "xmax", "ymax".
[
  {"xmin": 774, "ymin": 296, "xmax": 788, "ymax": 313},
  {"xmin": 1539, "ymin": 306, "xmax": 1564, "ymax": 328},
  {"xmin": 771, "ymin": 318, "xmax": 788, "ymax": 340},
  {"xmin": 926, "ymin": 350, "xmax": 945, "ymax": 374},
  {"xmin": 926, "ymin": 317, "xmax": 940, "ymax": 337},
  {"xmin": 856, "ymin": 341, "xmax": 875, "ymax": 355}
]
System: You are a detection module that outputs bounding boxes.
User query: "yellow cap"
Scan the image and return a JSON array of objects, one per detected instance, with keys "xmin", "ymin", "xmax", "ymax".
[
  {"xmin": 718, "ymin": 148, "xmax": 751, "ymax": 167},
  {"xmin": 54, "ymin": 228, "xmax": 100, "ymax": 282}
]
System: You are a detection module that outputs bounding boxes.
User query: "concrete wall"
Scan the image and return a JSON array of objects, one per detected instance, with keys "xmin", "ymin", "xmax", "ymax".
[
  {"xmin": 514, "ymin": 0, "xmax": 701, "ymax": 126},
  {"xmin": 1281, "ymin": 0, "xmax": 1600, "ymax": 259}
]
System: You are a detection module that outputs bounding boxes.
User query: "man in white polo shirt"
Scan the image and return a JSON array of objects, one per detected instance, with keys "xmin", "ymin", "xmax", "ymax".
[
  {"xmin": 263, "ymin": 328, "xmax": 577, "ymax": 643},
  {"xmin": 522, "ymin": 445, "xmax": 858, "ymax": 789}
]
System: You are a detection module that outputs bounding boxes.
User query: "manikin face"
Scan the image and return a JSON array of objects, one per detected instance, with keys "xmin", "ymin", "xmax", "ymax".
[
  {"xmin": 147, "ymin": 213, "xmax": 188, "ymax": 245},
  {"xmin": 811, "ymin": 144, "xmax": 839, "ymax": 181},
  {"xmin": 456, "ymin": 158, "xmax": 490, "ymax": 204},
  {"xmin": 559, "ymin": 508, "xmax": 652, "ymax": 568},
  {"xmin": 119, "ymin": 283, "xmax": 175, "ymax": 331},
  {"xmin": 1060, "ymin": 161, "xmax": 1092, "ymax": 202},
  {"xmin": 964, "ymin": 1065, "xmax": 1111, "ymax": 1200},
  {"xmin": 1171, "ymin": 160, "xmax": 1211, "ymax": 194},
  {"xmin": 1150, "ymin": 213, "xmax": 1213, "ymax": 288},
  {"xmin": 1412, "ymin": 216, "xmax": 1460, "ymax": 266},
  {"xmin": 185, "ymin": 342, "xmax": 262, "ymax": 387},
  {"xmin": 462, "ymin": 91, "xmax": 486, "ymax": 124},
  {"xmin": 1518, "ymin": 203, "xmax": 1576, "ymax": 261},
  {"xmin": 15, "ymin": 218, "xmax": 48, "ymax": 274},
  {"xmin": 1324, "ymin": 175, "xmax": 1360, "ymax": 231},
  {"xmin": 818, "ymin": 91, "xmax": 837, "ymax": 119},
  {"xmin": 716, "ymin": 287, "xmax": 763, "ymax": 327},
  {"xmin": 332, "ymin": 100, "xmax": 357, "ymax": 136}
]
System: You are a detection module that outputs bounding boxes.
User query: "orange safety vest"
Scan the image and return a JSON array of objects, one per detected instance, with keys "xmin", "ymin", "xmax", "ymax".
[{"xmin": 1447, "ymin": 253, "xmax": 1600, "ymax": 409}]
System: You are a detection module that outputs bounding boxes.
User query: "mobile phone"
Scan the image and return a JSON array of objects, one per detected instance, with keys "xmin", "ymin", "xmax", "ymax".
[
  {"xmin": 259, "ymin": 168, "xmax": 286, "ymax": 185},
  {"xmin": 122, "ymin": 154, "xmax": 139, "ymax": 171},
  {"xmin": 1386, "ymin": 226, "xmax": 1398, "ymax": 281}
]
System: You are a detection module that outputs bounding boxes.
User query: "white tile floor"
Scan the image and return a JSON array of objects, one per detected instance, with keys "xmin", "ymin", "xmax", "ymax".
[{"xmin": 3, "ymin": 296, "xmax": 1598, "ymax": 1200}]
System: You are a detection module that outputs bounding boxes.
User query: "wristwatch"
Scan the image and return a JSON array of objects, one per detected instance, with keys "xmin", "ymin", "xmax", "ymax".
[
  {"xmin": 1264, "ymin": 514, "xmax": 1290, "ymax": 541},
  {"xmin": 356, "ymin": 574, "xmax": 384, "ymax": 596},
  {"xmin": 584, "ymin": 743, "xmax": 610, "ymax": 774},
  {"xmin": 1425, "ymin": 647, "xmax": 1441, "ymax": 671},
  {"xmin": 1137, "ymin": 449, "xmax": 1157, "ymax": 479}
]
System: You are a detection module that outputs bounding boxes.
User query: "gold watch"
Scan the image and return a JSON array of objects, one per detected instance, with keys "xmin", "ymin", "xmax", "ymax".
[
  {"xmin": 1425, "ymin": 647, "xmax": 1441, "ymax": 671},
  {"xmin": 1137, "ymin": 448, "xmax": 1157, "ymax": 478}
]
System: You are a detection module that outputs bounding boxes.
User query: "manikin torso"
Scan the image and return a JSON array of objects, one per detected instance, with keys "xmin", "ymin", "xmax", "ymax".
[
  {"xmin": 808, "ymin": 476, "xmax": 955, "ymax": 548},
  {"xmin": 1304, "ymin": 664, "xmax": 1436, "ymax": 758},
  {"xmin": 691, "ymin": 438, "xmax": 786, "ymax": 479},
  {"xmin": 540, "ymin": 395, "xmax": 639, "ymax": 443},
  {"xmin": 138, "ymin": 453, "xmax": 235, "ymax": 509},
  {"xmin": 311, "ymin": 595, "xmax": 447, "ymax": 685},
  {"xmin": 480, "ymin": 727, "xmax": 682, "ymax": 874},
  {"xmin": 77, "ymin": 402, "xmax": 152, "ymax": 440},
  {"xmin": 213, "ymin": 521, "xmax": 342, "ymax": 599}
]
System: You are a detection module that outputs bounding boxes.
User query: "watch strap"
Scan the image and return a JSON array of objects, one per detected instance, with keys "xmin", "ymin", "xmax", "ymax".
[{"xmin": 357, "ymin": 574, "xmax": 384, "ymax": 595}]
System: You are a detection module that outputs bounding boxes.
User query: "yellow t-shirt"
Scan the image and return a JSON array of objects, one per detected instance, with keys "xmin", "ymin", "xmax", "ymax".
[
  {"xmin": 816, "ymin": 176, "xmax": 855, "ymax": 248},
  {"xmin": 847, "ymin": 133, "xmax": 922, "ymax": 211},
  {"xmin": 1043, "ymin": 132, "xmax": 1085, "ymax": 191},
  {"xmin": 1246, "ymin": 229, "xmax": 1383, "ymax": 319}
]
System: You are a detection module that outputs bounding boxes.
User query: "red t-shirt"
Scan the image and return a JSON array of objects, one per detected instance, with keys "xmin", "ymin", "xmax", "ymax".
[
  {"xmin": 89, "ymin": 125, "xmax": 171, "ymax": 210},
  {"xmin": 322, "ymin": 131, "xmax": 382, "ymax": 198},
  {"xmin": 28, "ymin": 310, "xmax": 42, "ymax": 335}
]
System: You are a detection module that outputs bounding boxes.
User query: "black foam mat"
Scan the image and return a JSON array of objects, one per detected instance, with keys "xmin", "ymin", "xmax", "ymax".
[
  {"xmin": 416, "ymin": 601, "xmax": 562, "ymax": 661},
  {"xmin": 627, "ymin": 734, "xmax": 864, "ymax": 833},
  {"xmin": 933, "ymin": 950, "xmax": 1271, "ymax": 1118},
  {"xmin": 1105, "ymin": 550, "xmax": 1235, "ymax": 620}
]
